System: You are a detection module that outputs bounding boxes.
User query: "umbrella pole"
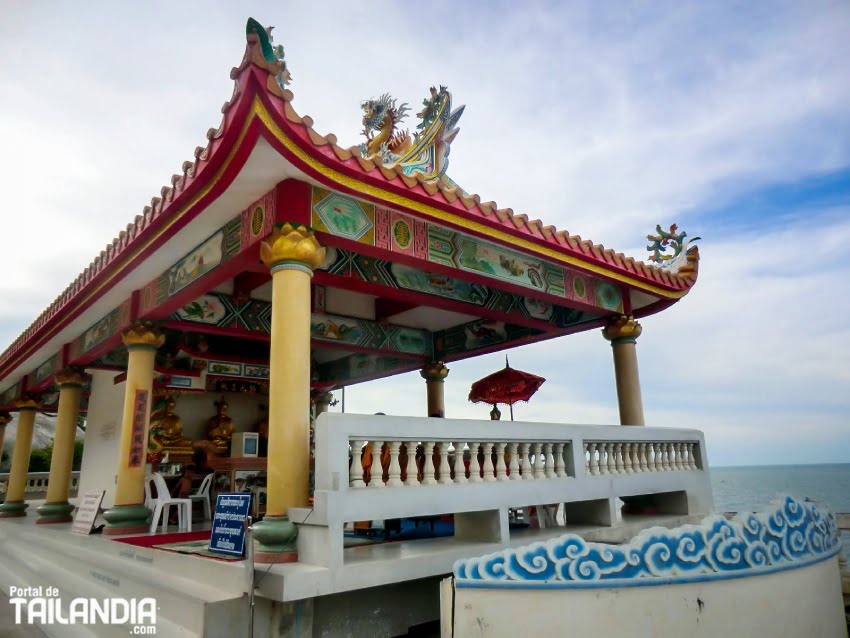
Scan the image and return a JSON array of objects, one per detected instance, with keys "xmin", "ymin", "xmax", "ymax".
[{"xmin": 510, "ymin": 403, "xmax": 514, "ymax": 421}]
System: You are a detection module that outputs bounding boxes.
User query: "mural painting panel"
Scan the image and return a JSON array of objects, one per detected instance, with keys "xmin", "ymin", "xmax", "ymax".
[
  {"xmin": 167, "ymin": 231, "xmax": 225, "ymax": 297},
  {"xmin": 311, "ymin": 187, "xmax": 375, "ymax": 244}
]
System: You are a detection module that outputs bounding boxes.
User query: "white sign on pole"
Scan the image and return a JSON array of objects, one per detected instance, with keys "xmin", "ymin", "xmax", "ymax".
[{"xmin": 71, "ymin": 490, "xmax": 105, "ymax": 535}]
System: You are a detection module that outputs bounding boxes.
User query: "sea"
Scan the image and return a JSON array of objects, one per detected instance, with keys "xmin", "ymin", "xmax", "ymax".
[{"xmin": 710, "ymin": 463, "xmax": 849, "ymax": 556}]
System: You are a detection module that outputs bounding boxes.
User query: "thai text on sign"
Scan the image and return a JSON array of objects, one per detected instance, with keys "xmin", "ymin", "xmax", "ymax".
[
  {"xmin": 208, "ymin": 493, "xmax": 251, "ymax": 556},
  {"xmin": 129, "ymin": 389, "xmax": 148, "ymax": 467}
]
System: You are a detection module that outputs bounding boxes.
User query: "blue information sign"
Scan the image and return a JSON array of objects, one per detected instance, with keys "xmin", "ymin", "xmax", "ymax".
[{"xmin": 208, "ymin": 493, "xmax": 252, "ymax": 556}]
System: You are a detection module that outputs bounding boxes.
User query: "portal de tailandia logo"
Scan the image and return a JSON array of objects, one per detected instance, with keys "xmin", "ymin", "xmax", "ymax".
[{"xmin": 8, "ymin": 586, "xmax": 157, "ymax": 634}]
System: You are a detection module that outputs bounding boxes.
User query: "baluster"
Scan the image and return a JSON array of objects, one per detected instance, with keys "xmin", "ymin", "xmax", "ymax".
[
  {"xmin": 672, "ymin": 443, "xmax": 681, "ymax": 470},
  {"xmin": 638, "ymin": 442, "xmax": 648, "ymax": 472},
  {"xmin": 554, "ymin": 443, "xmax": 566, "ymax": 477},
  {"xmin": 661, "ymin": 443, "xmax": 671, "ymax": 471},
  {"xmin": 520, "ymin": 443, "xmax": 534, "ymax": 480},
  {"xmin": 404, "ymin": 442, "xmax": 419, "ymax": 486},
  {"xmin": 386, "ymin": 440, "xmax": 403, "ymax": 486},
  {"xmin": 454, "ymin": 442, "xmax": 469, "ymax": 484},
  {"xmin": 369, "ymin": 440, "xmax": 385, "ymax": 487},
  {"xmin": 350, "ymin": 439, "xmax": 366, "ymax": 487},
  {"xmin": 688, "ymin": 443, "xmax": 698, "ymax": 469},
  {"xmin": 533, "ymin": 443, "xmax": 546, "ymax": 480},
  {"xmin": 483, "ymin": 442, "xmax": 497, "ymax": 482},
  {"xmin": 679, "ymin": 443, "xmax": 688, "ymax": 470},
  {"xmin": 630, "ymin": 443, "xmax": 641, "ymax": 473},
  {"xmin": 588, "ymin": 442, "xmax": 599, "ymax": 475},
  {"xmin": 668, "ymin": 442, "xmax": 677, "ymax": 470},
  {"xmin": 495, "ymin": 442, "xmax": 509, "ymax": 481},
  {"xmin": 599, "ymin": 443, "xmax": 609, "ymax": 475},
  {"xmin": 422, "ymin": 441, "xmax": 438, "ymax": 485},
  {"xmin": 507, "ymin": 442, "xmax": 520, "ymax": 480},
  {"xmin": 544, "ymin": 443, "xmax": 556, "ymax": 479},
  {"xmin": 438, "ymin": 441, "xmax": 453, "ymax": 484},
  {"xmin": 614, "ymin": 443, "xmax": 625, "ymax": 474},
  {"xmin": 623, "ymin": 443, "xmax": 633, "ymax": 473},
  {"xmin": 468, "ymin": 443, "xmax": 483, "ymax": 483},
  {"xmin": 584, "ymin": 444, "xmax": 591, "ymax": 475},
  {"xmin": 648, "ymin": 443, "xmax": 658, "ymax": 471}
]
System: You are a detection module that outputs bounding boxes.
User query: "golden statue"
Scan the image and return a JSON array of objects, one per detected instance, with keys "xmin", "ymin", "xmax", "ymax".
[
  {"xmin": 206, "ymin": 397, "xmax": 234, "ymax": 453},
  {"xmin": 148, "ymin": 395, "xmax": 194, "ymax": 462}
]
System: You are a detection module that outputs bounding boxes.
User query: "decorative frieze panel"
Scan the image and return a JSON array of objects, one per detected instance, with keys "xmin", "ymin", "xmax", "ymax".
[
  {"xmin": 30, "ymin": 353, "xmax": 61, "ymax": 388},
  {"xmin": 434, "ymin": 320, "xmax": 540, "ymax": 359},
  {"xmin": 169, "ymin": 293, "xmax": 433, "ymax": 359},
  {"xmin": 322, "ymin": 247, "xmax": 594, "ymax": 330},
  {"xmin": 68, "ymin": 299, "xmax": 132, "ymax": 361},
  {"xmin": 311, "ymin": 186, "xmax": 624, "ymax": 314},
  {"xmin": 141, "ymin": 190, "xmax": 275, "ymax": 313}
]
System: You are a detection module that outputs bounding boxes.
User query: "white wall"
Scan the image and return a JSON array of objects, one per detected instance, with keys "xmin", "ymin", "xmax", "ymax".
[
  {"xmin": 77, "ymin": 370, "xmax": 126, "ymax": 508},
  {"xmin": 447, "ymin": 557, "xmax": 847, "ymax": 638}
]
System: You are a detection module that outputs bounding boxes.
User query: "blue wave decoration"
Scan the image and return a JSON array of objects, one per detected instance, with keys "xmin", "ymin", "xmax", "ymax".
[{"xmin": 454, "ymin": 496, "xmax": 840, "ymax": 588}]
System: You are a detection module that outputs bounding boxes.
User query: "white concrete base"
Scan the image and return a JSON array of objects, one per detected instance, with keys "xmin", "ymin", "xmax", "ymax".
[{"xmin": 446, "ymin": 555, "xmax": 848, "ymax": 638}]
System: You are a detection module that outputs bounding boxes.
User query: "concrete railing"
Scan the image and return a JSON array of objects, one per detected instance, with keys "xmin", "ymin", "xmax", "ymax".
[
  {"xmin": 0, "ymin": 471, "xmax": 81, "ymax": 495},
  {"xmin": 294, "ymin": 414, "xmax": 713, "ymax": 569}
]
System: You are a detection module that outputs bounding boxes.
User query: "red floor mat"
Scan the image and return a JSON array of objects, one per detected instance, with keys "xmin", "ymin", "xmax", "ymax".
[{"xmin": 112, "ymin": 530, "xmax": 211, "ymax": 547}]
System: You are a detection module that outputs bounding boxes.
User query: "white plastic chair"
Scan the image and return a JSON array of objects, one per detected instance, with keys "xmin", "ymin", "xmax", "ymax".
[
  {"xmin": 188, "ymin": 472, "xmax": 214, "ymax": 521},
  {"xmin": 145, "ymin": 473, "xmax": 192, "ymax": 533}
]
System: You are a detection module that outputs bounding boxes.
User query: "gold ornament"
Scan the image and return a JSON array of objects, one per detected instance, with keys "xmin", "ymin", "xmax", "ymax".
[
  {"xmin": 260, "ymin": 223, "xmax": 326, "ymax": 272},
  {"xmin": 0, "ymin": 412, "xmax": 11, "ymax": 427},
  {"xmin": 602, "ymin": 315, "xmax": 642, "ymax": 342},
  {"xmin": 420, "ymin": 361, "xmax": 450, "ymax": 382},
  {"xmin": 55, "ymin": 366, "xmax": 89, "ymax": 388},
  {"xmin": 15, "ymin": 397, "xmax": 40, "ymax": 411},
  {"xmin": 121, "ymin": 321, "xmax": 165, "ymax": 350}
]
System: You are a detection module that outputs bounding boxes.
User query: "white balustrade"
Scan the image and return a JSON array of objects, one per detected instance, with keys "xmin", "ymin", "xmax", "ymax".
[{"xmin": 0, "ymin": 471, "xmax": 81, "ymax": 495}]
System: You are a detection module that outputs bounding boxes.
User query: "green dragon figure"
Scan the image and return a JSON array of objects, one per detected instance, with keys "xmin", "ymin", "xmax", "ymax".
[
  {"xmin": 646, "ymin": 224, "xmax": 701, "ymax": 273},
  {"xmin": 242, "ymin": 17, "xmax": 291, "ymax": 97}
]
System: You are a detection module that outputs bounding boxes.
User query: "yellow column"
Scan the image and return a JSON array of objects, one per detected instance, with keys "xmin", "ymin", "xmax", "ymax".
[
  {"xmin": 421, "ymin": 361, "xmax": 449, "ymax": 417},
  {"xmin": 602, "ymin": 315, "xmax": 645, "ymax": 426},
  {"xmin": 314, "ymin": 391, "xmax": 334, "ymax": 416},
  {"xmin": 0, "ymin": 411, "xmax": 10, "ymax": 467},
  {"xmin": 254, "ymin": 222, "xmax": 325, "ymax": 562},
  {"xmin": 103, "ymin": 321, "xmax": 164, "ymax": 535},
  {"xmin": 36, "ymin": 368, "xmax": 87, "ymax": 524},
  {"xmin": 0, "ymin": 399, "xmax": 39, "ymax": 517}
]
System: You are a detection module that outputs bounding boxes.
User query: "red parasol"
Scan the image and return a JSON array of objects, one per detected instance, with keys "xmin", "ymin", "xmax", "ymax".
[{"xmin": 468, "ymin": 356, "xmax": 546, "ymax": 420}]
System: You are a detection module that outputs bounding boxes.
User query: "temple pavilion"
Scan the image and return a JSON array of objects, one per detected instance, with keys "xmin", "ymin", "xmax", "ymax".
[{"xmin": 0, "ymin": 16, "xmax": 700, "ymax": 571}]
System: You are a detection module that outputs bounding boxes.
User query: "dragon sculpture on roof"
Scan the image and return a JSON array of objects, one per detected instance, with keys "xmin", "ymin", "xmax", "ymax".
[
  {"xmin": 646, "ymin": 224, "xmax": 700, "ymax": 274},
  {"xmin": 359, "ymin": 85, "xmax": 465, "ymax": 184}
]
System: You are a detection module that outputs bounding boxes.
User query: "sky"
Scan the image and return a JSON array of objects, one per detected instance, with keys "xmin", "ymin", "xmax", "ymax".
[{"xmin": 0, "ymin": 1, "xmax": 848, "ymax": 466}]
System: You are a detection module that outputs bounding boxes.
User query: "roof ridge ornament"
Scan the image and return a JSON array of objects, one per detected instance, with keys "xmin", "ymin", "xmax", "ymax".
[
  {"xmin": 240, "ymin": 17, "xmax": 292, "ymax": 98},
  {"xmin": 359, "ymin": 85, "xmax": 465, "ymax": 186},
  {"xmin": 646, "ymin": 224, "xmax": 700, "ymax": 274}
]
